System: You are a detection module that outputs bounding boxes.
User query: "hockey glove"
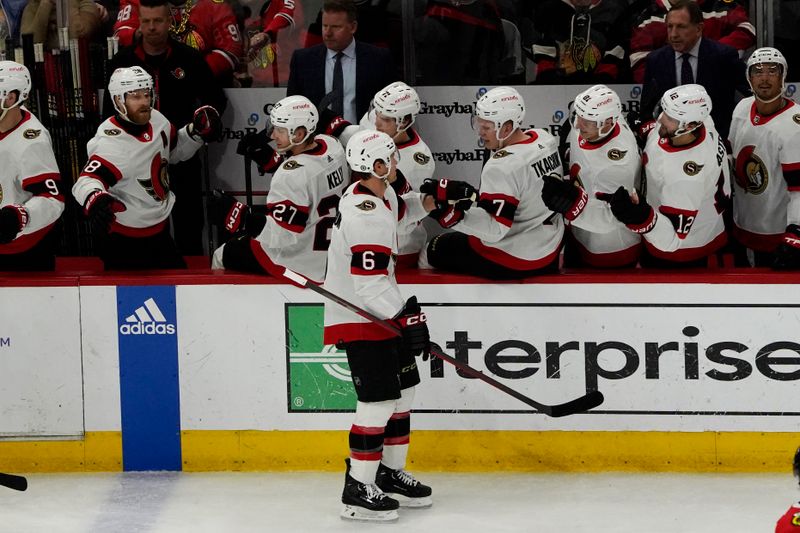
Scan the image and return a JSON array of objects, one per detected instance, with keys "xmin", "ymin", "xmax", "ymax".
[
  {"xmin": 85, "ymin": 190, "xmax": 126, "ymax": 234},
  {"xmin": 597, "ymin": 186, "xmax": 656, "ymax": 234},
  {"xmin": 209, "ymin": 190, "xmax": 249, "ymax": 234},
  {"xmin": 317, "ymin": 107, "xmax": 352, "ymax": 138},
  {"xmin": 419, "ymin": 178, "xmax": 477, "ymax": 211},
  {"xmin": 393, "ymin": 296, "xmax": 430, "ymax": 360},
  {"xmin": 428, "ymin": 206, "xmax": 465, "ymax": 229},
  {"xmin": 0, "ymin": 204, "xmax": 28, "ymax": 244},
  {"xmin": 541, "ymin": 174, "xmax": 588, "ymax": 221},
  {"xmin": 625, "ymin": 109, "xmax": 655, "ymax": 149},
  {"xmin": 188, "ymin": 105, "xmax": 222, "ymax": 143},
  {"xmin": 773, "ymin": 225, "xmax": 800, "ymax": 270},
  {"xmin": 237, "ymin": 129, "xmax": 283, "ymax": 174}
]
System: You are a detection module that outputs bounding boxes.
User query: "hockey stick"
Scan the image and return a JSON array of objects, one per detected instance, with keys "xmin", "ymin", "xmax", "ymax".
[
  {"xmin": 280, "ymin": 268, "xmax": 604, "ymax": 418},
  {"xmin": 0, "ymin": 473, "xmax": 28, "ymax": 491}
]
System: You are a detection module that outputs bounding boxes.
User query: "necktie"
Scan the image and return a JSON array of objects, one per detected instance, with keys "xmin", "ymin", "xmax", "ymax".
[
  {"xmin": 331, "ymin": 52, "xmax": 344, "ymax": 116},
  {"xmin": 681, "ymin": 53, "xmax": 694, "ymax": 85}
]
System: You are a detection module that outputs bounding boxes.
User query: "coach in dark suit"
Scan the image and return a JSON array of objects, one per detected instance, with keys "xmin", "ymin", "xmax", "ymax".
[
  {"xmin": 640, "ymin": 0, "xmax": 748, "ymax": 139},
  {"xmin": 286, "ymin": 0, "xmax": 393, "ymax": 124}
]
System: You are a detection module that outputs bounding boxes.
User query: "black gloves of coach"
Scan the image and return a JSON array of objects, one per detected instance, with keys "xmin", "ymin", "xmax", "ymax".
[
  {"xmin": 188, "ymin": 105, "xmax": 222, "ymax": 143},
  {"xmin": 541, "ymin": 175, "xmax": 588, "ymax": 221},
  {"xmin": 773, "ymin": 225, "xmax": 800, "ymax": 270},
  {"xmin": 0, "ymin": 204, "xmax": 28, "ymax": 244},
  {"xmin": 237, "ymin": 129, "xmax": 283, "ymax": 174},
  {"xmin": 419, "ymin": 178, "xmax": 477, "ymax": 229},
  {"xmin": 597, "ymin": 186, "xmax": 656, "ymax": 234},
  {"xmin": 84, "ymin": 190, "xmax": 126, "ymax": 234},
  {"xmin": 208, "ymin": 190, "xmax": 267, "ymax": 237},
  {"xmin": 393, "ymin": 296, "xmax": 430, "ymax": 361}
]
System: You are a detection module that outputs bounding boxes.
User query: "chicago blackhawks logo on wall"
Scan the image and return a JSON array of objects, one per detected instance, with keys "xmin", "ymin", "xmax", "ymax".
[
  {"xmin": 138, "ymin": 154, "xmax": 170, "ymax": 201},
  {"xmin": 734, "ymin": 145, "xmax": 768, "ymax": 194}
]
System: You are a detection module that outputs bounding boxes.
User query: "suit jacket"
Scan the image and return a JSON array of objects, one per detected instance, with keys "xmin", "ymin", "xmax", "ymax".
[
  {"xmin": 640, "ymin": 37, "xmax": 749, "ymax": 139},
  {"xmin": 286, "ymin": 40, "xmax": 394, "ymax": 121}
]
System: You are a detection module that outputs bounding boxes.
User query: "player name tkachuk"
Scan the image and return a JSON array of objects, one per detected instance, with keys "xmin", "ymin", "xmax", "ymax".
[
  {"xmin": 432, "ymin": 149, "xmax": 487, "ymax": 165},
  {"xmin": 418, "ymin": 102, "xmax": 474, "ymax": 117},
  {"xmin": 530, "ymin": 152, "xmax": 561, "ymax": 177}
]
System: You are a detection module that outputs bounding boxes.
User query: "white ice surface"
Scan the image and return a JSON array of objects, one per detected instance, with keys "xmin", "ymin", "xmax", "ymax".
[{"xmin": 0, "ymin": 471, "xmax": 793, "ymax": 532}]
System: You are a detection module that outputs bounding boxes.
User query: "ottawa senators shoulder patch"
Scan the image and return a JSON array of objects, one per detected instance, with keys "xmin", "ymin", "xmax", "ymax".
[
  {"xmin": 355, "ymin": 200, "xmax": 376, "ymax": 211},
  {"xmin": 793, "ymin": 114, "xmax": 800, "ymax": 126},
  {"xmin": 493, "ymin": 149, "xmax": 511, "ymax": 159},
  {"xmin": 22, "ymin": 129, "xmax": 41, "ymax": 139},
  {"xmin": 104, "ymin": 128, "xmax": 121, "ymax": 136},
  {"xmin": 282, "ymin": 160, "xmax": 303, "ymax": 170},
  {"xmin": 607, "ymin": 148, "xmax": 627, "ymax": 161},
  {"xmin": 413, "ymin": 152, "xmax": 431, "ymax": 165},
  {"xmin": 683, "ymin": 161, "xmax": 704, "ymax": 176}
]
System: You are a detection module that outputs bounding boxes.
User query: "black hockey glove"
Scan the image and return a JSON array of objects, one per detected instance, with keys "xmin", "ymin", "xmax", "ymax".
[
  {"xmin": 773, "ymin": 225, "xmax": 800, "ymax": 270},
  {"xmin": 419, "ymin": 178, "xmax": 477, "ymax": 211},
  {"xmin": 541, "ymin": 174, "xmax": 588, "ymax": 221},
  {"xmin": 625, "ymin": 109, "xmax": 655, "ymax": 149},
  {"xmin": 237, "ymin": 129, "xmax": 283, "ymax": 174},
  {"xmin": 393, "ymin": 296, "xmax": 430, "ymax": 361},
  {"xmin": 85, "ymin": 190, "xmax": 126, "ymax": 234},
  {"xmin": 428, "ymin": 206, "xmax": 465, "ymax": 229},
  {"xmin": 596, "ymin": 186, "xmax": 656, "ymax": 234},
  {"xmin": 188, "ymin": 105, "xmax": 222, "ymax": 143},
  {"xmin": 317, "ymin": 107, "xmax": 352, "ymax": 138},
  {"xmin": 0, "ymin": 204, "xmax": 28, "ymax": 244}
]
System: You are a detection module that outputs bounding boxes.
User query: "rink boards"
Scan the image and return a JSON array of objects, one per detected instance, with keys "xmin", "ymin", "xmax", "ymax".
[{"xmin": 1, "ymin": 271, "xmax": 800, "ymax": 473}]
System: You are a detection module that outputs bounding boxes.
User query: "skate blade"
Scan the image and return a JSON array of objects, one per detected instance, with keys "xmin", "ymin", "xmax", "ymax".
[
  {"xmin": 340, "ymin": 505, "xmax": 399, "ymax": 522},
  {"xmin": 393, "ymin": 494, "xmax": 433, "ymax": 508}
]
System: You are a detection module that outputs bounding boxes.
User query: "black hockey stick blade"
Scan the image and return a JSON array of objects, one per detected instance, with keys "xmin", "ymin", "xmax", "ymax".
[
  {"xmin": 0, "ymin": 473, "xmax": 28, "ymax": 491},
  {"xmin": 281, "ymin": 268, "xmax": 604, "ymax": 417}
]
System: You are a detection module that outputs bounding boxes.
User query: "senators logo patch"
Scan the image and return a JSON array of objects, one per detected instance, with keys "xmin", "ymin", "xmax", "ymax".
[
  {"xmin": 493, "ymin": 149, "xmax": 511, "ymax": 159},
  {"xmin": 413, "ymin": 152, "xmax": 431, "ymax": 165},
  {"xmin": 793, "ymin": 114, "xmax": 800, "ymax": 125},
  {"xmin": 283, "ymin": 160, "xmax": 303, "ymax": 170},
  {"xmin": 355, "ymin": 200, "xmax": 376, "ymax": 211},
  {"xmin": 22, "ymin": 129, "xmax": 41, "ymax": 139},
  {"xmin": 734, "ymin": 145, "xmax": 768, "ymax": 194},
  {"xmin": 607, "ymin": 148, "xmax": 627, "ymax": 161},
  {"xmin": 104, "ymin": 128, "xmax": 121, "ymax": 136},
  {"xmin": 683, "ymin": 161, "xmax": 704, "ymax": 176},
  {"xmin": 792, "ymin": 511, "xmax": 800, "ymax": 526}
]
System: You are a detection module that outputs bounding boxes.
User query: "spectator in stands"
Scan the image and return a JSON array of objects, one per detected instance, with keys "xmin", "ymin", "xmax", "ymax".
[
  {"xmin": 639, "ymin": 0, "xmax": 748, "ymax": 139},
  {"xmin": 246, "ymin": 0, "xmax": 304, "ymax": 87},
  {"xmin": 21, "ymin": 0, "xmax": 102, "ymax": 50},
  {"xmin": 415, "ymin": 0, "xmax": 507, "ymax": 85},
  {"xmin": 104, "ymin": 0, "xmax": 227, "ymax": 256},
  {"xmin": 73, "ymin": 67, "xmax": 221, "ymax": 270},
  {"xmin": 525, "ymin": 0, "xmax": 630, "ymax": 85},
  {"xmin": 286, "ymin": 0, "xmax": 393, "ymax": 124},
  {"xmin": 113, "ymin": 0, "xmax": 243, "ymax": 85},
  {"xmin": 0, "ymin": 61, "xmax": 65, "ymax": 271},
  {"xmin": 0, "ymin": 0, "xmax": 28, "ymax": 43},
  {"xmin": 630, "ymin": 0, "xmax": 755, "ymax": 84}
]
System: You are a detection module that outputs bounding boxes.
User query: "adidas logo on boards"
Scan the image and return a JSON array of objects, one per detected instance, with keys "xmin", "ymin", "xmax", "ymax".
[{"xmin": 119, "ymin": 297, "xmax": 176, "ymax": 335}]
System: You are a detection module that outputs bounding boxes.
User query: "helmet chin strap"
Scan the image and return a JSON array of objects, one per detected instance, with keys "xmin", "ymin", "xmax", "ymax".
[{"xmin": 0, "ymin": 97, "xmax": 23, "ymax": 122}]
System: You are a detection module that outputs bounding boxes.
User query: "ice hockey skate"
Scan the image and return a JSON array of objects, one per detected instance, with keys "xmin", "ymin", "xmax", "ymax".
[
  {"xmin": 375, "ymin": 462, "xmax": 433, "ymax": 508},
  {"xmin": 341, "ymin": 459, "xmax": 399, "ymax": 521}
]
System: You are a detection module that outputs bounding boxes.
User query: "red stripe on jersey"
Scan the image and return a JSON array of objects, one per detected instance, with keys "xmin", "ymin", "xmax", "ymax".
[
  {"xmin": 749, "ymin": 99, "xmax": 796, "ymax": 126},
  {"xmin": 350, "ymin": 244, "xmax": 391, "ymax": 276},
  {"xmin": 110, "ymin": 116, "xmax": 153, "ymax": 143},
  {"xmin": 783, "ymin": 162, "xmax": 800, "ymax": 190},
  {"xmin": 396, "ymin": 128, "xmax": 421, "ymax": 149},
  {"xmin": 732, "ymin": 224, "xmax": 783, "ymax": 253},
  {"xmin": 468, "ymin": 235, "xmax": 561, "ymax": 271},
  {"xmin": 568, "ymin": 231, "xmax": 641, "ymax": 267},
  {"xmin": 323, "ymin": 322, "xmax": 398, "ymax": 345},
  {"xmin": 578, "ymin": 123, "xmax": 620, "ymax": 150},
  {"xmin": 657, "ymin": 126, "xmax": 706, "ymax": 153},
  {"xmin": 267, "ymin": 200, "xmax": 310, "ymax": 233},
  {"xmin": 80, "ymin": 155, "xmax": 123, "ymax": 189},
  {"xmin": 110, "ymin": 218, "xmax": 168, "ymax": 237},
  {"xmin": 644, "ymin": 230, "xmax": 727, "ymax": 262},
  {"xmin": 22, "ymin": 173, "xmax": 64, "ymax": 202},
  {"xmin": 0, "ymin": 110, "xmax": 32, "ymax": 141},
  {"xmin": 248, "ymin": 237, "xmax": 291, "ymax": 279},
  {"xmin": 0, "ymin": 222, "xmax": 55, "ymax": 254},
  {"xmin": 477, "ymin": 192, "xmax": 518, "ymax": 227},
  {"xmin": 659, "ymin": 205, "xmax": 699, "ymax": 239}
]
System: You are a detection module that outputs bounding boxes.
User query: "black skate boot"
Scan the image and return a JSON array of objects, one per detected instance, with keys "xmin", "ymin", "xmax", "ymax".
[
  {"xmin": 341, "ymin": 459, "xmax": 399, "ymax": 521},
  {"xmin": 375, "ymin": 462, "xmax": 433, "ymax": 508}
]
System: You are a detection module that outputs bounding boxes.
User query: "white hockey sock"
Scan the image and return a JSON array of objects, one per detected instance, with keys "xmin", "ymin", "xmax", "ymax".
[{"xmin": 350, "ymin": 458, "xmax": 381, "ymax": 485}]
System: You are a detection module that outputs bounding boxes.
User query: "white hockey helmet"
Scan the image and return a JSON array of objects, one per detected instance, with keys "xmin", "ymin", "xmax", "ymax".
[
  {"xmin": 346, "ymin": 129, "xmax": 397, "ymax": 180},
  {"xmin": 658, "ymin": 83, "xmax": 711, "ymax": 136},
  {"xmin": 371, "ymin": 81, "xmax": 420, "ymax": 133},
  {"xmin": 0, "ymin": 61, "xmax": 31, "ymax": 119},
  {"xmin": 108, "ymin": 66, "xmax": 154, "ymax": 117},
  {"xmin": 746, "ymin": 47, "xmax": 788, "ymax": 103},
  {"xmin": 269, "ymin": 95, "xmax": 318, "ymax": 147},
  {"xmin": 573, "ymin": 84, "xmax": 622, "ymax": 138},
  {"xmin": 474, "ymin": 86, "xmax": 525, "ymax": 142}
]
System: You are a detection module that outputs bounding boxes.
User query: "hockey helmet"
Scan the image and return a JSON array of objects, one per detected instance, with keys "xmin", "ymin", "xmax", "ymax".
[
  {"xmin": 108, "ymin": 66, "xmax": 154, "ymax": 117},
  {"xmin": 269, "ymin": 95, "xmax": 318, "ymax": 147},
  {"xmin": 573, "ymin": 84, "xmax": 622, "ymax": 138},
  {"xmin": 371, "ymin": 81, "xmax": 420, "ymax": 133},
  {"xmin": 473, "ymin": 86, "xmax": 526, "ymax": 142},
  {"xmin": 658, "ymin": 84, "xmax": 711, "ymax": 136},
  {"xmin": 746, "ymin": 47, "xmax": 788, "ymax": 103},
  {"xmin": 346, "ymin": 129, "xmax": 397, "ymax": 180},
  {"xmin": 0, "ymin": 61, "xmax": 31, "ymax": 119}
]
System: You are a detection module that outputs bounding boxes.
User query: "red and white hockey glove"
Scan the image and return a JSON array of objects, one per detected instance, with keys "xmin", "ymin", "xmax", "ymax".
[
  {"xmin": 597, "ymin": 186, "xmax": 655, "ymax": 234},
  {"xmin": 188, "ymin": 105, "xmax": 222, "ymax": 143},
  {"xmin": 773, "ymin": 225, "xmax": 800, "ymax": 270},
  {"xmin": 318, "ymin": 107, "xmax": 351, "ymax": 138},
  {"xmin": 0, "ymin": 204, "xmax": 29, "ymax": 243},
  {"xmin": 85, "ymin": 190, "xmax": 126, "ymax": 234},
  {"xmin": 429, "ymin": 206, "xmax": 465, "ymax": 229},
  {"xmin": 393, "ymin": 296, "xmax": 430, "ymax": 360},
  {"xmin": 541, "ymin": 174, "xmax": 588, "ymax": 221}
]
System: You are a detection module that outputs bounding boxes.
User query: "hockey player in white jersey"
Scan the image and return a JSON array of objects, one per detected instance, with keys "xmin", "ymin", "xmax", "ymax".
[
  {"xmin": 324, "ymin": 130, "xmax": 437, "ymax": 522},
  {"xmin": 541, "ymin": 85, "xmax": 642, "ymax": 267},
  {"xmin": 729, "ymin": 47, "xmax": 800, "ymax": 268},
  {"xmin": 0, "ymin": 61, "xmax": 64, "ymax": 271},
  {"xmin": 72, "ymin": 66, "xmax": 219, "ymax": 270},
  {"xmin": 211, "ymin": 95, "xmax": 349, "ymax": 282},
  {"xmin": 422, "ymin": 86, "xmax": 563, "ymax": 279},
  {"xmin": 600, "ymin": 84, "xmax": 730, "ymax": 267}
]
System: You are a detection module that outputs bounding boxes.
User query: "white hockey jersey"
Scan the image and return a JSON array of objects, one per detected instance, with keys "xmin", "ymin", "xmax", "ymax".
[
  {"xmin": 0, "ymin": 109, "xmax": 64, "ymax": 253},
  {"xmin": 567, "ymin": 122, "xmax": 642, "ymax": 266},
  {"xmin": 729, "ymin": 97, "xmax": 800, "ymax": 252},
  {"xmin": 641, "ymin": 124, "xmax": 730, "ymax": 261},
  {"xmin": 457, "ymin": 129, "xmax": 564, "ymax": 271},
  {"xmin": 323, "ymin": 181, "xmax": 428, "ymax": 345},
  {"xmin": 72, "ymin": 110, "xmax": 202, "ymax": 236},
  {"xmin": 394, "ymin": 128, "xmax": 434, "ymax": 263},
  {"xmin": 250, "ymin": 135, "xmax": 349, "ymax": 283}
]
